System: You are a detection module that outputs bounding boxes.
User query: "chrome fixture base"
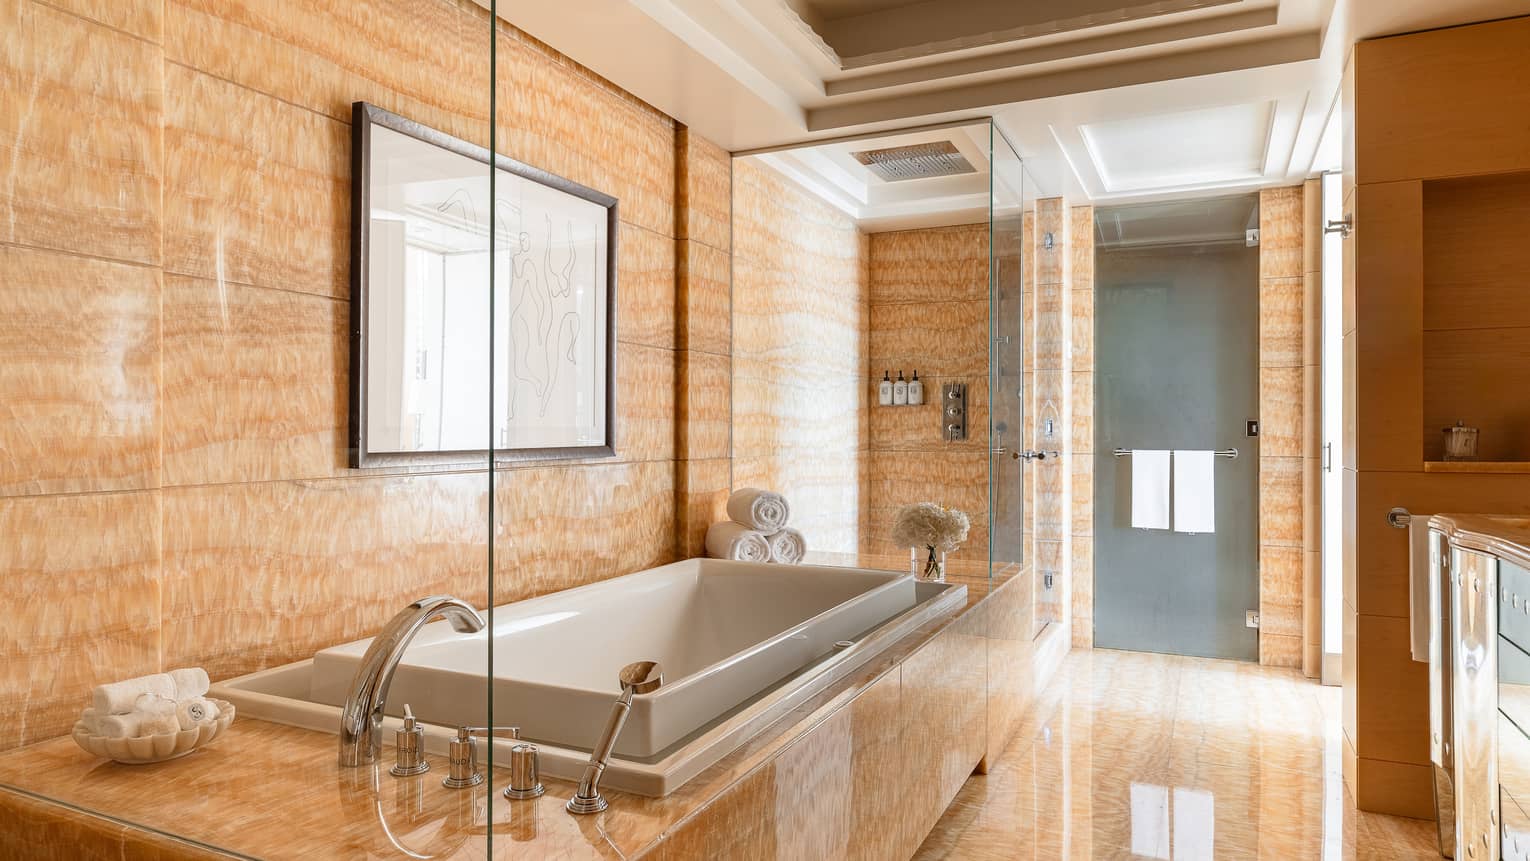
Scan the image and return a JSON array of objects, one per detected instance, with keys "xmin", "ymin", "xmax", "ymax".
[
  {"xmin": 567, "ymin": 661, "xmax": 664, "ymax": 816},
  {"xmin": 442, "ymin": 771, "xmax": 483, "ymax": 789},
  {"xmin": 390, "ymin": 761, "xmax": 429, "ymax": 777},
  {"xmin": 338, "ymin": 596, "xmax": 484, "ymax": 768},
  {"xmin": 565, "ymin": 793, "xmax": 608, "ymax": 815},
  {"xmin": 504, "ymin": 783, "xmax": 545, "ymax": 800}
]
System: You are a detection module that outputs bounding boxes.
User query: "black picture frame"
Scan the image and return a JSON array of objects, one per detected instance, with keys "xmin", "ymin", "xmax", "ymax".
[{"xmin": 349, "ymin": 101, "xmax": 619, "ymax": 469}]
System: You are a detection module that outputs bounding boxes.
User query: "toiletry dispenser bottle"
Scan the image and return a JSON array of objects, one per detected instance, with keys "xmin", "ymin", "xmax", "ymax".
[
  {"xmin": 908, "ymin": 370, "xmax": 923, "ymax": 405},
  {"xmin": 878, "ymin": 371, "xmax": 893, "ymax": 406},
  {"xmin": 893, "ymin": 371, "xmax": 908, "ymax": 405}
]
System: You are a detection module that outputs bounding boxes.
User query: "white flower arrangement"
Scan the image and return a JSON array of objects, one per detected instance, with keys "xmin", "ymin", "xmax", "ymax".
[{"xmin": 892, "ymin": 502, "xmax": 970, "ymax": 553}]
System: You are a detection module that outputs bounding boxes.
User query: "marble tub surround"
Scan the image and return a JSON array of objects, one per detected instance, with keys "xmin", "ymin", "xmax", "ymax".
[
  {"xmin": 917, "ymin": 649, "xmax": 1439, "ymax": 860},
  {"xmin": 0, "ymin": 567, "xmax": 1056, "ymax": 860}
]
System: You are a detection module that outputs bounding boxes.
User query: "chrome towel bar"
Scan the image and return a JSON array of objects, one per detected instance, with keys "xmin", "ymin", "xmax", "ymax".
[{"xmin": 1113, "ymin": 448, "xmax": 1238, "ymax": 459}]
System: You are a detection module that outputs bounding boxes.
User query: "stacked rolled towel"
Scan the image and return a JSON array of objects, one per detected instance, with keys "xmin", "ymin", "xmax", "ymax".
[
  {"xmin": 82, "ymin": 668, "xmax": 219, "ymax": 738},
  {"xmin": 765, "ymin": 527, "xmax": 806, "ymax": 565},
  {"xmin": 704, "ymin": 488, "xmax": 809, "ymax": 564},
  {"xmin": 706, "ymin": 521, "xmax": 771, "ymax": 562},
  {"xmin": 726, "ymin": 487, "xmax": 790, "ymax": 533}
]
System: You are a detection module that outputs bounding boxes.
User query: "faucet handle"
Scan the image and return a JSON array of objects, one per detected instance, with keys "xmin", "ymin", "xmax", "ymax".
[
  {"xmin": 389, "ymin": 704, "xmax": 429, "ymax": 777},
  {"xmin": 441, "ymin": 725, "xmax": 521, "ymax": 789},
  {"xmin": 454, "ymin": 726, "xmax": 521, "ymax": 741}
]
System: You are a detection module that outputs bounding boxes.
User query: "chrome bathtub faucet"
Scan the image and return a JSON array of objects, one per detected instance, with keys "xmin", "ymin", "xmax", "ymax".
[
  {"xmin": 338, "ymin": 595, "xmax": 485, "ymax": 768},
  {"xmin": 566, "ymin": 661, "xmax": 664, "ymax": 815}
]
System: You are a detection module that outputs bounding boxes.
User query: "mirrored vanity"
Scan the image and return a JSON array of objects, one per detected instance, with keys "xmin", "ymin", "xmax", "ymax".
[{"xmin": 1430, "ymin": 515, "xmax": 1530, "ymax": 860}]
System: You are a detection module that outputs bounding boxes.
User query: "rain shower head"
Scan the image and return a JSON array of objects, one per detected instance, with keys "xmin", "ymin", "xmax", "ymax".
[{"xmin": 851, "ymin": 141, "xmax": 976, "ymax": 182}]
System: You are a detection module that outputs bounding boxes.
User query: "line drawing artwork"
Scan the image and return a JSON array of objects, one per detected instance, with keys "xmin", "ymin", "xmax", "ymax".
[
  {"xmin": 505, "ymin": 211, "xmax": 583, "ymax": 420},
  {"xmin": 357, "ymin": 110, "xmax": 612, "ymax": 464}
]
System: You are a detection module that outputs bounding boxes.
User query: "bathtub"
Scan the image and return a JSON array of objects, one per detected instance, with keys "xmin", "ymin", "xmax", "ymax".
[{"xmin": 212, "ymin": 559, "xmax": 965, "ymax": 796}]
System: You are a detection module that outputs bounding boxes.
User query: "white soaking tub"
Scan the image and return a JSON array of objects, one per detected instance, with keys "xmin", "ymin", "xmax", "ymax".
[{"xmin": 212, "ymin": 559, "xmax": 965, "ymax": 796}]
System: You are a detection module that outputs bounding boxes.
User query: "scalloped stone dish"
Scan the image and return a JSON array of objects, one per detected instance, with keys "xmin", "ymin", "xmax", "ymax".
[{"xmin": 71, "ymin": 700, "xmax": 235, "ymax": 764}]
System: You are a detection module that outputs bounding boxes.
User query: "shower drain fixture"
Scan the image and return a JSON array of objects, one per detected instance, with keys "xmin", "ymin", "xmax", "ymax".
[{"xmin": 852, "ymin": 141, "xmax": 976, "ymax": 182}]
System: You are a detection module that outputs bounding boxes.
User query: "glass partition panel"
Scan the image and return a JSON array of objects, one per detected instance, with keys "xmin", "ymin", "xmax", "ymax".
[
  {"xmin": 730, "ymin": 122, "xmax": 1000, "ymax": 582},
  {"xmin": 989, "ymin": 127, "xmax": 1032, "ymax": 632},
  {"xmin": 0, "ymin": 1, "xmax": 496, "ymax": 858}
]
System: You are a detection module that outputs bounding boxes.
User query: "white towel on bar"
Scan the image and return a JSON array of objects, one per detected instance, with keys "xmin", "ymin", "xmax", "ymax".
[
  {"xmin": 1172, "ymin": 450, "xmax": 1216, "ymax": 534},
  {"xmin": 705, "ymin": 521, "xmax": 771, "ymax": 562},
  {"xmin": 1130, "ymin": 450, "xmax": 1171, "ymax": 530},
  {"xmin": 1408, "ymin": 519, "xmax": 1432, "ymax": 663},
  {"xmin": 726, "ymin": 487, "xmax": 790, "ymax": 532}
]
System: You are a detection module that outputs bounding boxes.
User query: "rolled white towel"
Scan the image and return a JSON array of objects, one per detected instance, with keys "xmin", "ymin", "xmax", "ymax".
[
  {"xmin": 705, "ymin": 521, "xmax": 771, "ymax": 562},
  {"xmin": 94, "ymin": 712, "xmax": 145, "ymax": 738},
  {"xmin": 92, "ymin": 673, "xmax": 176, "ymax": 715},
  {"xmin": 766, "ymin": 528, "xmax": 806, "ymax": 565},
  {"xmin": 727, "ymin": 488, "xmax": 790, "ymax": 532},
  {"xmin": 176, "ymin": 697, "xmax": 220, "ymax": 731},
  {"xmin": 168, "ymin": 667, "xmax": 210, "ymax": 700},
  {"xmin": 78, "ymin": 707, "xmax": 104, "ymax": 735},
  {"xmin": 134, "ymin": 693, "xmax": 180, "ymax": 736},
  {"xmin": 137, "ymin": 712, "xmax": 181, "ymax": 737}
]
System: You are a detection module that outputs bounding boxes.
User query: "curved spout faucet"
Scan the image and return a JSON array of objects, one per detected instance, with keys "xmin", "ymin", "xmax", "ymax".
[
  {"xmin": 567, "ymin": 660, "xmax": 664, "ymax": 814},
  {"xmin": 339, "ymin": 595, "xmax": 485, "ymax": 767}
]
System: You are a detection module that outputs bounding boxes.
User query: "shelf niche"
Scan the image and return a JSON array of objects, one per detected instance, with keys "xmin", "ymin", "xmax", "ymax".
[{"xmin": 1422, "ymin": 169, "xmax": 1530, "ymax": 463}]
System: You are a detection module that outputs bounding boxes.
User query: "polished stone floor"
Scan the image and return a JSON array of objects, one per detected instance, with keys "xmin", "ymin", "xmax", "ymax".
[{"xmin": 916, "ymin": 649, "xmax": 1442, "ymax": 860}]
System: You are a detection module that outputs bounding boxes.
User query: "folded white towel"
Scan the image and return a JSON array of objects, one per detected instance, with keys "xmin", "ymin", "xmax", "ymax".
[
  {"xmin": 92, "ymin": 673, "xmax": 177, "ymax": 715},
  {"xmin": 176, "ymin": 697, "xmax": 219, "ymax": 731},
  {"xmin": 168, "ymin": 667, "xmax": 210, "ymax": 700},
  {"xmin": 1130, "ymin": 450, "xmax": 1171, "ymax": 530},
  {"xmin": 1171, "ymin": 450, "xmax": 1216, "ymax": 534},
  {"xmin": 706, "ymin": 521, "xmax": 771, "ymax": 562},
  {"xmin": 726, "ymin": 488, "xmax": 790, "ymax": 533},
  {"xmin": 766, "ymin": 528, "xmax": 806, "ymax": 565}
]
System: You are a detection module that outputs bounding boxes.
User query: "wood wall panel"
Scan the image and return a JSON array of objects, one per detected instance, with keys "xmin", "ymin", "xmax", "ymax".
[
  {"xmin": 1347, "ymin": 15, "xmax": 1530, "ymax": 818},
  {"xmin": 1355, "ymin": 16, "xmax": 1530, "ymax": 185}
]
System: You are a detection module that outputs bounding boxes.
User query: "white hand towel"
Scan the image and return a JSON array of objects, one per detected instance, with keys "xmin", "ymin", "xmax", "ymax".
[
  {"xmin": 78, "ymin": 707, "xmax": 103, "ymax": 735},
  {"xmin": 176, "ymin": 697, "xmax": 220, "ymax": 731},
  {"xmin": 134, "ymin": 692, "xmax": 181, "ymax": 736},
  {"xmin": 766, "ymin": 528, "xmax": 806, "ymax": 565},
  {"xmin": 93, "ymin": 712, "xmax": 145, "ymax": 738},
  {"xmin": 168, "ymin": 667, "xmax": 210, "ymax": 700},
  {"xmin": 726, "ymin": 488, "xmax": 791, "ymax": 532},
  {"xmin": 92, "ymin": 673, "xmax": 177, "ymax": 715},
  {"xmin": 706, "ymin": 521, "xmax": 771, "ymax": 562},
  {"xmin": 1172, "ymin": 450, "xmax": 1216, "ymax": 534},
  {"xmin": 136, "ymin": 712, "xmax": 181, "ymax": 737},
  {"xmin": 1409, "ymin": 519, "xmax": 1432, "ymax": 663},
  {"xmin": 1130, "ymin": 450, "xmax": 1171, "ymax": 530}
]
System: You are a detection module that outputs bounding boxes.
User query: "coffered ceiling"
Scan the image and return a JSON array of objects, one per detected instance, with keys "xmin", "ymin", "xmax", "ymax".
[{"xmin": 499, "ymin": 0, "xmax": 1530, "ymax": 204}]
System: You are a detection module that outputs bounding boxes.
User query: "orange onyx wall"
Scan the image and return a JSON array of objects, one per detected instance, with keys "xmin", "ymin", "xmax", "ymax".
[
  {"xmin": 729, "ymin": 159, "xmax": 870, "ymax": 554},
  {"xmin": 0, "ymin": 0, "xmax": 734, "ymax": 750},
  {"xmin": 862, "ymin": 224, "xmax": 991, "ymax": 571}
]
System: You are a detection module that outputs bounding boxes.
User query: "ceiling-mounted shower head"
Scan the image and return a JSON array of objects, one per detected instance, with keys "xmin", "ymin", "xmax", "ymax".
[{"xmin": 852, "ymin": 141, "xmax": 976, "ymax": 182}]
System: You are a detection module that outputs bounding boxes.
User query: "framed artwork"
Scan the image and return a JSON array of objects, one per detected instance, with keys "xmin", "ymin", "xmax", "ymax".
[{"xmin": 349, "ymin": 102, "xmax": 617, "ymax": 467}]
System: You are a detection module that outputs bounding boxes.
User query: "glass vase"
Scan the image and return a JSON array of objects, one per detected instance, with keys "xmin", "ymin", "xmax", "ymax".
[{"xmin": 911, "ymin": 546, "xmax": 946, "ymax": 582}]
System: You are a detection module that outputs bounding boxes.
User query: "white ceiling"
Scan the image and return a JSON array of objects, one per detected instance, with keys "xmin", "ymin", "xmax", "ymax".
[
  {"xmin": 495, "ymin": 0, "xmax": 1530, "ymax": 207},
  {"xmin": 744, "ymin": 121, "xmax": 1011, "ymax": 230}
]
